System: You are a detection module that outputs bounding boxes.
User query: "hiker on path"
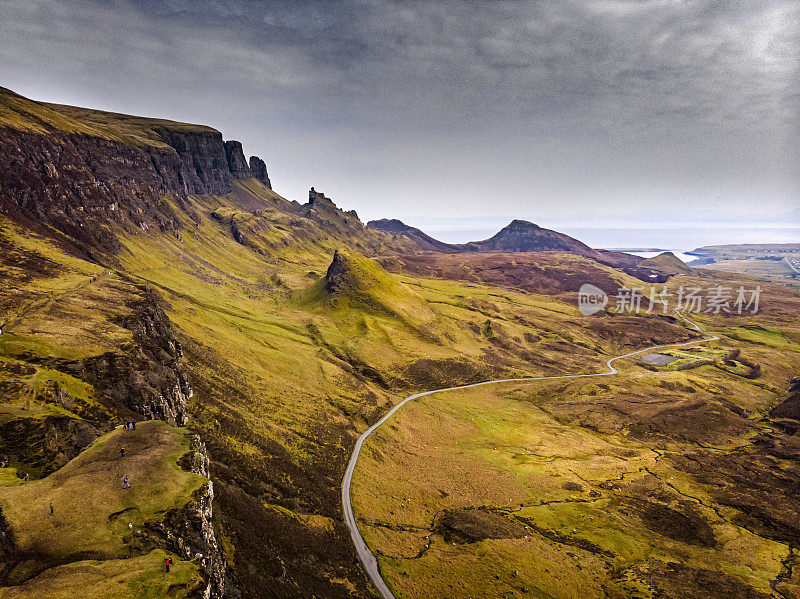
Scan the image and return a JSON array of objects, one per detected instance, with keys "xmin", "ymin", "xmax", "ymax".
[
  {"xmin": 120, "ymin": 447, "xmax": 125, "ymax": 458},
  {"xmin": 164, "ymin": 556, "xmax": 172, "ymax": 573},
  {"xmin": 49, "ymin": 503, "xmax": 53, "ymax": 516},
  {"xmin": 131, "ymin": 421, "xmax": 136, "ymax": 430},
  {"xmin": 123, "ymin": 475, "xmax": 130, "ymax": 489}
]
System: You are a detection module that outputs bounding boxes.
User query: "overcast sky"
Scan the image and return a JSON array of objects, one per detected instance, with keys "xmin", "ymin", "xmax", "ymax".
[{"xmin": 1, "ymin": 0, "xmax": 798, "ymax": 239}]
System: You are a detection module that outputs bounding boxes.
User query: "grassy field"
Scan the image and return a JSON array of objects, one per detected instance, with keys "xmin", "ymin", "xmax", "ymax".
[
  {"xmin": 351, "ymin": 308, "xmax": 800, "ymax": 598},
  {"xmin": 0, "ymin": 549, "xmax": 199, "ymax": 599},
  {"xmin": 0, "ymin": 421, "xmax": 205, "ymax": 558}
]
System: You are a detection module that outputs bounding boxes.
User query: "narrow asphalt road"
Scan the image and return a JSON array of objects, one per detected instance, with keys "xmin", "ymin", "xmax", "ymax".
[{"xmin": 341, "ymin": 311, "xmax": 718, "ymax": 599}]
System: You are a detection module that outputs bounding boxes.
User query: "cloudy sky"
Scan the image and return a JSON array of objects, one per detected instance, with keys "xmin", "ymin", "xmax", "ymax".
[{"xmin": 2, "ymin": 0, "xmax": 798, "ymax": 242}]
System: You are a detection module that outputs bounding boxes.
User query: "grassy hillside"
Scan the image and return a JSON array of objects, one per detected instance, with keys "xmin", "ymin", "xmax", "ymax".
[
  {"xmin": 352, "ymin": 301, "xmax": 800, "ymax": 598},
  {"xmin": 641, "ymin": 251, "xmax": 693, "ymax": 275},
  {"xmin": 3, "ymin": 178, "xmax": 799, "ymax": 597},
  {"xmin": 100, "ymin": 182, "xmax": 710, "ymax": 596},
  {"xmin": 300, "ymin": 249, "xmax": 436, "ymax": 323},
  {"xmin": 0, "ymin": 421, "xmax": 206, "ymax": 595},
  {"xmin": 0, "ymin": 86, "xmax": 215, "ymax": 148},
  {"xmin": 0, "ymin": 550, "xmax": 200, "ymax": 599},
  {"xmin": 2, "ymin": 87, "xmax": 799, "ymax": 598}
]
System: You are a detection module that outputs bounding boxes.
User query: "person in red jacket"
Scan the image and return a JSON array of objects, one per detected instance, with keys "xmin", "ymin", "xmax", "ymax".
[{"xmin": 164, "ymin": 556, "xmax": 172, "ymax": 573}]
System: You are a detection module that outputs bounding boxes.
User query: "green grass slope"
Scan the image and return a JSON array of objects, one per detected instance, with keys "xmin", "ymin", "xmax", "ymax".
[
  {"xmin": 352, "ymin": 302, "xmax": 800, "ymax": 599},
  {"xmin": 0, "ymin": 421, "xmax": 205, "ymax": 594},
  {"xmin": 104, "ymin": 184, "xmax": 711, "ymax": 595},
  {"xmin": 0, "ymin": 421, "xmax": 205, "ymax": 558},
  {"xmin": 0, "ymin": 550, "xmax": 199, "ymax": 599},
  {"xmin": 300, "ymin": 249, "xmax": 435, "ymax": 323},
  {"xmin": 0, "ymin": 86, "xmax": 216, "ymax": 149}
]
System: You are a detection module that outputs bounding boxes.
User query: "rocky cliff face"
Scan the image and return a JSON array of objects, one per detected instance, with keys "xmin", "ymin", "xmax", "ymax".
[
  {"xmin": 248, "ymin": 156, "xmax": 271, "ymax": 188},
  {"xmin": 59, "ymin": 286, "xmax": 191, "ymax": 426},
  {"xmin": 150, "ymin": 126, "xmax": 233, "ymax": 195},
  {"xmin": 224, "ymin": 141, "xmax": 250, "ymax": 180},
  {"xmin": 0, "ymin": 90, "xmax": 273, "ymax": 256},
  {"xmin": 153, "ymin": 436, "xmax": 230, "ymax": 599},
  {"xmin": 0, "ymin": 128, "xmax": 183, "ymax": 254}
]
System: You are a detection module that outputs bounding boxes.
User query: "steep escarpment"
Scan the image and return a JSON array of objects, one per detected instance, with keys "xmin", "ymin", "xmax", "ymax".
[
  {"xmin": 0, "ymin": 223, "xmax": 193, "ymax": 474},
  {"xmin": 0, "ymin": 284, "xmax": 192, "ymax": 474},
  {"xmin": 0, "ymin": 87, "xmax": 272, "ymax": 256},
  {"xmin": 73, "ymin": 287, "xmax": 192, "ymax": 426},
  {"xmin": 152, "ymin": 436, "xmax": 229, "ymax": 599},
  {"xmin": 0, "ymin": 126, "xmax": 184, "ymax": 254}
]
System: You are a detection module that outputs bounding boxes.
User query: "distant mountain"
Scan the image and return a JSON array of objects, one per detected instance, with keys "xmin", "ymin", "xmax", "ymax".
[
  {"xmin": 369, "ymin": 217, "xmax": 606, "ymax": 259},
  {"xmin": 640, "ymin": 251, "xmax": 693, "ymax": 275},
  {"xmin": 460, "ymin": 219, "xmax": 602, "ymax": 259},
  {"xmin": 595, "ymin": 249, "xmax": 646, "ymax": 268},
  {"xmin": 367, "ymin": 218, "xmax": 459, "ymax": 252}
]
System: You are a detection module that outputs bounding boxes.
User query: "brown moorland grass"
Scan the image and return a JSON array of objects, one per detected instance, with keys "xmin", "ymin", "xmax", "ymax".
[{"xmin": 351, "ymin": 308, "xmax": 800, "ymax": 598}]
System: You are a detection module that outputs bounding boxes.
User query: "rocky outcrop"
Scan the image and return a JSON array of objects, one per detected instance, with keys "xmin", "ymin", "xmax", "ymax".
[
  {"xmin": 305, "ymin": 187, "xmax": 360, "ymax": 221},
  {"xmin": 307, "ymin": 186, "xmax": 335, "ymax": 208},
  {"xmin": 224, "ymin": 141, "xmax": 250, "ymax": 180},
  {"xmin": 61, "ymin": 286, "xmax": 191, "ymax": 426},
  {"xmin": 248, "ymin": 156, "xmax": 271, "ymax": 188},
  {"xmin": 0, "ymin": 88, "xmax": 273, "ymax": 256},
  {"xmin": 152, "ymin": 436, "xmax": 230, "ymax": 599},
  {"xmin": 325, "ymin": 249, "xmax": 349, "ymax": 294},
  {"xmin": 298, "ymin": 188, "xmax": 373, "ymax": 243}
]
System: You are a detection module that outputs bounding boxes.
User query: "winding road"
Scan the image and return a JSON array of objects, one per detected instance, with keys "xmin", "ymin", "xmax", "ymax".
[{"xmin": 341, "ymin": 311, "xmax": 719, "ymax": 599}]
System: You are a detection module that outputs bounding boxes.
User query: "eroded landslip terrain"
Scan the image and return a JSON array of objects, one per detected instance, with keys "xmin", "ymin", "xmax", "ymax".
[
  {"xmin": 352, "ymin": 304, "xmax": 800, "ymax": 598},
  {"xmin": 0, "ymin": 87, "xmax": 798, "ymax": 598}
]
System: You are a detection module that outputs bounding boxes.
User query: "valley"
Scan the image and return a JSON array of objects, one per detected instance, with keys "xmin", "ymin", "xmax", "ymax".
[
  {"xmin": 351, "ymin": 306, "xmax": 800, "ymax": 598},
  {"xmin": 0, "ymin": 87, "xmax": 798, "ymax": 599}
]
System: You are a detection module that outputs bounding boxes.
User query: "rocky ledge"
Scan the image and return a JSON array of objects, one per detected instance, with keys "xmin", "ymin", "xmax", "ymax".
[{"xmin": 152, "ymin": 436, "xmax": 231, "ymax": 599}]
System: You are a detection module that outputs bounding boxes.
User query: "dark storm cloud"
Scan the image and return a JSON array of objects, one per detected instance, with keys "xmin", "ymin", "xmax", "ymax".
[{"xmin": 1, "ymin": 0, "xmax": 797, "ymax": 223}]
